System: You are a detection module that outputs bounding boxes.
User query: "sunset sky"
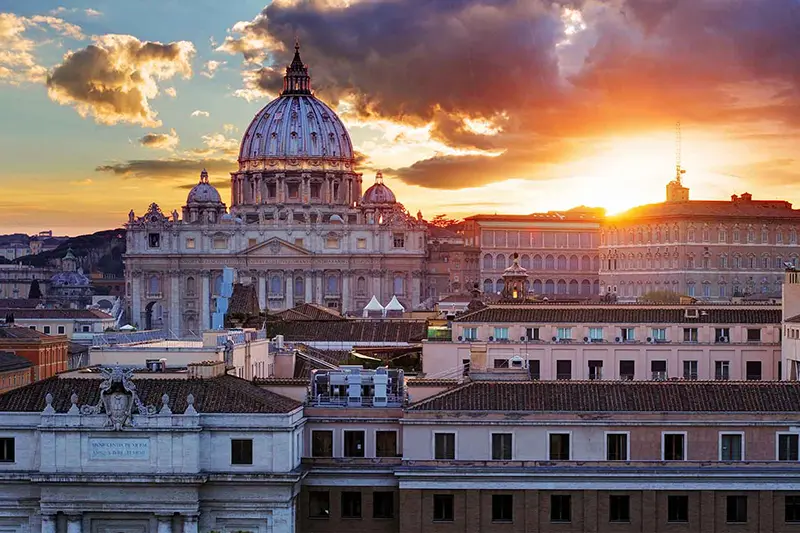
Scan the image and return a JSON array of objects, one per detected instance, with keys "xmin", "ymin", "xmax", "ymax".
[{"xmin": 1, "ymin": 0, "xmax": 799, "ymax": 235}]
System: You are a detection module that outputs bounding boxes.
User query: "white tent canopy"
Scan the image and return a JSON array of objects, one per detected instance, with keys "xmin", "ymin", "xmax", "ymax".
[
  {"xmin": 119, "ymin": 324, "xmax": 136, "ymax": 331},
  {"xmin": 385, "ymin": 295, "xmax": 405, "ymax": 312},
  {"xmin": 363, "ymin": 295, "xmax": 385, "ymax": 317}
]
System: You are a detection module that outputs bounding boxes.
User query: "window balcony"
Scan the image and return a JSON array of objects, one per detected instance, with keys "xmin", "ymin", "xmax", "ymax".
[{"xmin": 146, "ymin": 292, "xmax": 162, "ymax": 299}]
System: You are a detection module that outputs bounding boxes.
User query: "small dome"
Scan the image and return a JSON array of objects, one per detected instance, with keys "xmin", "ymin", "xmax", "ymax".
[
  {"xmin": 50, "ymin": 271, "xmax": 90, "ymax": 287},
  {"xmin": 186, "ymin": 169, "xmax": 222, "ymax": 204},
  {"xmin": 362, "ymin": 171, "xmax": 396, "ymax": 205}
]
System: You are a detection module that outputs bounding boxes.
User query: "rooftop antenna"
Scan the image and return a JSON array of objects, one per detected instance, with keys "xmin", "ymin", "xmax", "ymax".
[{"xmin": 675, "ymin": 121, "xmax": 686, "ymax": 184}]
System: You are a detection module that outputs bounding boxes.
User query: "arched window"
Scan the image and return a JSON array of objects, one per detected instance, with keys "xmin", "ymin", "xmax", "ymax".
[
  {"xmin": 581, "ymin": 280, "xmax": 591, "ymax": 295},
  {"xmin": 186, "ymin": 276, "xmax": 196, "ymax": 295},
  {"xmin": 569, "ymin": 255, "xmax": 579, "ymax": 271},
  {"xmin": 295, "ymin": 276, "xmax": 304, "ymax": 297},
  {"xmin": 326, "ymin": 275, "xmax": 338, "ymax": 294},
  {"xmin": 521, "ymin": 254, "xmax": 531, "ymax": 269},
  {"xmin": 483, "ymin": 254, "xmax": 493, "ymax": 270},
  {"xmin": 545, "ymin": 255, "xmax": 555, "ymax": 270},
  {"xmin": 532, "ymin": 279, "xmax": 543, "ymax": 293},
  {"xmin": 687, "ymin": 282, "xmax": 695, "ymax": 297},
  {"xmin": 544, "ymin": 279, "xmax": 555, "ymax": 294},
  {"xmin": 557, "ymin": 255, "xmax": 567, "ymax": 270},
  {"xmin": 495, "ymin": 254, "xmax": 505, "ymax": 270},
  {"xmin": 556, "ymin": 280, "xmax": 567, "ymax": 294},
  {"xmin": 581, "ymin": 255, "xmax": 591, "ymax": 271},
  {"xmin": 356, "ymin": 276, "xmax": 366, "ymax": 295},
  {"xmin": 393, "ymin": 276, "xmax": 405, "ymax": 295},
  {"xmin": 568, "ymin": 280, "xmax": 579, "ymax": 294},
  {"xmin": 593, "ymin": 280, "xmax": 600, "ymax": 295},
  {"xmin": 495, "ymin": 279, "xmax": 504, "ymax": 293},
  {"xmin": 592, "ymin": 256, "xmax": 600, "ymax": 272},
  {"xmin": 483, "ymin": 279, "xmax": 493, "ymax": 294},
  {"xmin": 148, "ymin": 275, "xmax": 160, "ymax": 295},
  {"xmin": 532, "ymin": 255, "xmax": 542, "ymax": 269},
  {"xmin": 270, "ymin": 275, "xmax": 282, "ymax": 295}
]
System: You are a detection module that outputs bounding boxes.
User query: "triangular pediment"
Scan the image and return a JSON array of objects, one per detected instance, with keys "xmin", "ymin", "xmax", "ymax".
[{"xmin": 239, "ymin": 237, "xmax": 313, "ymax": 257}]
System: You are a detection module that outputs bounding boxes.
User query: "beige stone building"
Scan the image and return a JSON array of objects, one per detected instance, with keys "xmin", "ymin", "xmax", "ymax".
[
  {"xmin": 124, "ymin": 45, "xmax": 426, "ymax": 334},
  {"xmin": 600, "ymin": 176, "xmax": 800, "ymax": 301}
]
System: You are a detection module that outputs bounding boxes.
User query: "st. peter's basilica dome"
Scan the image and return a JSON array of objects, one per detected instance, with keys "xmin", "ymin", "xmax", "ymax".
[{"xmin": 238, "ymin": 43, "xmax": 354, "ymax": 165}]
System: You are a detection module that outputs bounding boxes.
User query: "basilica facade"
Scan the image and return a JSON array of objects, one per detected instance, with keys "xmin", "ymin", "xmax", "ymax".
[{"xmin": 124, "ymin": 45, "xmax": 426, "ymax": 335}]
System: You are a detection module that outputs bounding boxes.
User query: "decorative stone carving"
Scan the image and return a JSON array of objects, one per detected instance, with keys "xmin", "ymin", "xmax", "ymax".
[
  {"xmin": 185, "ymin": 393, "xmax": 198, "ymax": 415},
  {"xmin": 43, "ymin": 393, "xmax": 55, "ymax": 414},
  {"xmin": 79, "ymin": 366, "xmax": 156, "ymax": 430},
  {"xmin": 160, "ymin": 393, "xmax": 171, "ymax": 415}
]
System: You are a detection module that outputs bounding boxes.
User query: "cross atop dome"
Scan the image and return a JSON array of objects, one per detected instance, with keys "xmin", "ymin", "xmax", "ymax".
[
  {"xmin": 199, "ymin": 169, "xmax": 209, "ymax": 184},
  {"xmin": 375, "ymin": 170, "xmax": 384, "ymax": 184},
  {"xmin": 282, "ymin": 40, "xmax": 312, "ymax": 95}
]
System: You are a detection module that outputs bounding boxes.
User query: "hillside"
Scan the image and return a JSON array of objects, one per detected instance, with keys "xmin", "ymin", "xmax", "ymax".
[{"xmin": 16, "ymin": 229, "xmax": 126, "ymax": 276}]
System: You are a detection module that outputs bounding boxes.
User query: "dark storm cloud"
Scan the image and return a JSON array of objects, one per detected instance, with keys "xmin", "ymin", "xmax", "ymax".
[
  {"xmin": 220, "ymin": 0, "xmax": 800, "ymax": 189},
  {"xmin": 95, "ymin": 158, "xmax": 235, "ymax": 180}
]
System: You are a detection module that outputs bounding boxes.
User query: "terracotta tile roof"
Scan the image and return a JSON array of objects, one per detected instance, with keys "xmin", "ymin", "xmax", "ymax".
[
  {"xmin": 0, "ymin": 309, "xmax": 113, "ymax": 320},
  {"xmin": 0, "ymin": 325, "xmax": 52, "ymax": 339},
  {"xmin": 274, "ymin": 303, "xmax": 343, "ymax": 321},
  {"xmin": 255, "ymin": 377, "xmax": 310, "ymax": 386},
  {"xmin": 0, "ymin": 351, "xmax": 32, "ymax": 372},
  {"xmin": 0, "ymin": 374, "xmax": 302, "ymax": 414},
  {"xmin": 227, "ymin": 283, "xmax": 260, "ymax": 316},
  {"xmin": 408, "ymin": 381, "xmax": 800, "ymax": 412},
  {"xmin": 0, "ymin": 299, "xmax": 44, "ymax": 309},
  {"xmin": 268, "ymin": 319, "xmax": 427, "ymax": 343},
  {"xmin": 67, "ymin": 342, "xmax": 88, "ymax": 355},
  {"xmin": 610, "ymin": 198, "xmax": 800, "ymax": 222},
  {"xmin": 786, "ymin": 314, "xmax": 800, "ymax": 324},
  {"xmin": 455, "ymin": 306, "xmax": 780, "ymax": 325},
  {"xmin": 407, "ymin": 378, "xmax": 459, "ymax": 387}
]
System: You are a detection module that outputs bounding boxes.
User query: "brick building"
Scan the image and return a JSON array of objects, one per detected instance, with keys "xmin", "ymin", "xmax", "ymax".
[
  {"xmin": 0, "ymin": 325, "xmax": 68, "ymax": 381},
  {"xmin": 0, "ymin": 351, "xmax": 32, "ymax": 393}
]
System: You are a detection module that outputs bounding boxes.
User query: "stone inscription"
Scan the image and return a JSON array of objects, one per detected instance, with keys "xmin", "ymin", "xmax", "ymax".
[{"xmin": 89, "ymin": 438, "xmax": 150, "ymax": 460}]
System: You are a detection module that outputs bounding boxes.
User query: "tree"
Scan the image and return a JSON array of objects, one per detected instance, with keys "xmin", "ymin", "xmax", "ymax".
[
  {"xmin": 638, "ymin": 290, "xmax": 685, "ymax": 304},
  {"xmin": 429, "ymin": 214, "xmax": 460, "ymax": 228},
  {"xmin": 28, "ymin": 279, "xmax": 42, "ymax": 299}
]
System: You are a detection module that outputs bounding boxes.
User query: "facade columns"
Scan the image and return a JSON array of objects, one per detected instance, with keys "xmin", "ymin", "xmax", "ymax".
[
  {"xmin": 314, "ymin": 271, "xmax": 323, "ymax": 304},
  {"xmin": 285, "ymin": 272, "xmax": 294, "ymax": 309},
  {"xmin": 182, "ymin": 515, "xmax": 198, "ymax": 533},
  {"xmin": 41, "ymin": 514, "xmax": 56, "ymax": 533},
  {"xmin": 156, "ymin": 515, "xmax": 172, "ymax": 533},
  {"xmin": 169, "ymin": 271, "xmax": 180, "ymax": 336},
  {"xmin": 372, "ymin": 271, "xmax": 382, "ymax": 303},
  {"xmin": 341, "ymin": 273, "xmax": 350, "ymax": 315},
  {"xmin": 66, "ymin": 515, "xmax": 82, "ymax": 533},
  {"xmin": 258, "ymin": 273, "xmax": 266, "ymax": 311},
  {"xmin": 412, "ymin": 270, "xmax": 422, "ymax": 309},
  {"xmin": 131, "ymin": 272, "xmax": 142, "ymax": 329},
  {"xmin": 304, "ymin": 272, "xmax": 313, "ymax": 303},
  {"xmin": 201, "ymin": 272, "xmax": 211, "ymax": 331}
]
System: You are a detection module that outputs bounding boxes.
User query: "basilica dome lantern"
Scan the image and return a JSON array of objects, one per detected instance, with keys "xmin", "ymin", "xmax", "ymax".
[{"xmin": 182, "ymin": 169, "xmax": 227, "ymax": 224}]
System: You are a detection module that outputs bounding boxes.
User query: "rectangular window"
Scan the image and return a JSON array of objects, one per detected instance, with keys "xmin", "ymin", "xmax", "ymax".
[
  {"xmin": 463, "ymin": 327, "xmax": 477, "ymax": 341},
  {"xmin": 619, "ymin": 360, "xmax": 635, "ymax": 380},
  {"xmin": 491, "ymin": 433, "xmax": 513, "ymax": 460},
  {"xmin": 556, "ymin": 327, "xmax": 572, "ymax": 340},
  {"xmin": 294, "ymin": 238, "xmax": 304, "ymax": 248},
  {"xmin": 620, "ymin": 327, "xmax": 635, "ymax": 341},
  {"xmin": 375, "ymin": 431, "xmax": 397, "ymax": 457},
  {"xmin": 308, "ymin": 490, "xmax": 330, "ymax": 519},
  {"xmin": 82, "ymin": 325, "xmax": 90, "ymax": 332},
  {"xmin": 57, "ymin": 325, "xmax": 65, "ymax": 335},
  {"xmin": 526, "ymin": 327, "xmax": 540, "ymax": 341},
  {"xmin": 0, "ymin": 438, "xmax": 14, "ymax": 462},
  {"xmin": 683, "ymin": 360, "xmax": 698, "ymax": 380},
  {"xmin": 715, "ymin": 328, "xmax": 730, "ymax": 343},
  {"xmin": 148, "ymin": 233, "xmax": 160, "ymax": 248},
  {"xmin": 434, "ymin": 433, "xmax": 456, "ymax": 460},
  {"xmin": 727, "ymin": 495, "xmax": 747, "ymax": 523},
  {"xmin": 231, "ymin": 439, "xmax": 253, "ymax": 465},
  {"xmin": 325, "ymin": 236, "xmax": 339, "ymax": 249},
  {"xmin": 747, "ymin": 328, "xmax": 761, "ymax": 342},
  {"xmin": 43, "ymin": 326, "xmax": 50, "ymax": 334},
  {"xmin": 529, "ymin": 360, "xmax": 540, "ymax": 380},
  {"xmin": 715, "ymin": 361, "xmax": 730, "ymax": 380},
  {"xmin": 549, "ymin": 433, "xmax": 570, "ymax": 460},
  {"xmin": 186, "ymin": 237, "xmax": 196, "ymax": 249},
  {"xmin": 746, "ymin": 361, "xmax": 762, "ymax": 381},
  {"xmin": 556, "ymin": 360, "xmax": 572, "ymax": 380},
  {"xmin": 651, "ymin": 328, "xmax": 667, "ymax": 341},
  {"xmin": 609, "ymin": 495, "xmax": 630, "ymax": 522},
  {"xmin": 373, "ymin": 491, "xmax": 394, "ymax": 519},
  {"xmin": 393, "ymin": 233, "xmax": 405, "ymax": 248},
  {"xmin": 779, "ymin": 433, "xmax": 799, "ymax": 461},
  {"xmin": 720, "ymin": 432, "xmax": 744, "ymax": 461},
  {"xmin": 433, "ymin": 494, "xmax": 454, "ymax": 522},
  {"xmin": 341, "ymin": 491, "xmax": 362, "ymax": 519},
  {"xmin": 288, "ymin": 183, "xmax": 300, "ymax": 199},
  {"xmin": 588, "ymin": 327, "xmax": 603, "ymax": 341},
  {"xmin": 493, "ymin": 327, "xmax": 509, "ymax": 340},
  {"xmin": 356, "ymin": 238, "xmax": 367, "ymax": 249},
  {"xmin": 663, "ymin": 433, "xmax": 686, "ymax": 461},
  {"xmin": 311, "ymin": 430, "xmax": 333, "ymax": 457},
  {"xmin": 344, "ymin": 431, "xmax": 365, "ymax": 457},
  {"xmin": 310, "ymin": 182, "xmax": 321, "ymax": 199},
  {"xmin": 682, "ymin": 328, "xmax": 698, "ymax": 342},
  {"xmin": 492, "ymin": 494, "xmax": 513, "ymax": 523},
  {"xmin": 667, "ymin": 495, "xmax": 689, "ymax": 522},
  {"xmin": 588, "ymin": 360, "xmax": 603, "ymax": 380},
  {"xmin": 651, "ymin": 360, "xmax": 667, "ymax": 380},
  {"xmin": 550, "ymin": 494, "xmax": 571, "ymax": 522},
  {"xmin": 786, "ymin": 496, "xmax": 800, "ymax": 523},
  {"xmin": 212, "ymin": 236, "xmax": 227, "ymax": 249},
  {"xmin": 606, "ymin": 433, "xmax": 628, "ymax": 461}
]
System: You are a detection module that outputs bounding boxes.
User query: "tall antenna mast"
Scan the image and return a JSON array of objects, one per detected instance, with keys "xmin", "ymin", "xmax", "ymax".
[{"xmin": 675, "ymin": 121, "xmax": 686, "ymax": 184}]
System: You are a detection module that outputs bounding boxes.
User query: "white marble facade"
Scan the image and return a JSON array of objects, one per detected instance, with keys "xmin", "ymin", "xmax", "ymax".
[{"xmin": 0, "ymin": 368, "xmax": 304, "ymax": 533}]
